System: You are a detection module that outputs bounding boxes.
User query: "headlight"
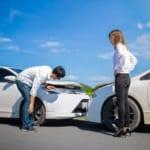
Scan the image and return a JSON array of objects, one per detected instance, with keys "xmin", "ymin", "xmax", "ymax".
[
  {"xmin": 42, "ymin": 85, "xmax": 84, "ymax": 94},
  {"xmin": 57, "ymin": 88, "xmax": 84, "ymax": 94},
  {"xmin": 92, "ymin": 93, "xmax": 97, "ymax": 98}
]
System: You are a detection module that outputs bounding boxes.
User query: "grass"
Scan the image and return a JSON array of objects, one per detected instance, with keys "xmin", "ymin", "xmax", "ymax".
[
  {"xmin": 81, "ymin": 82, "xmax": 113, "ymax": 97},
  {"xmin": 80, "ymin": 83, "xmax": 94, "ymax": 97}
]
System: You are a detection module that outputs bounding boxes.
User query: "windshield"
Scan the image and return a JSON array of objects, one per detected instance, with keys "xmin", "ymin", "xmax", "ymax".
[{"xmin": 11, "ymin": 68, "xmax": 22, "ymax": 74}]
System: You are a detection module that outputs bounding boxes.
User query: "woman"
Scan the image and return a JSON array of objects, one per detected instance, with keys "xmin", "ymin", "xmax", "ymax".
[{"xmin": 109, "ymin": 29, "xmax": 137, "ymax": 137}]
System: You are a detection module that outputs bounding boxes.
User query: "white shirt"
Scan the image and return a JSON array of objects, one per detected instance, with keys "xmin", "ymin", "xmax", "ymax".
[
  {"xmin": 113, "ymin": 43, "xmax": 138, "ymax": 74},
  {"xmin": 17, "ymin": 66, "xmax": 52, "ymax": 97}
]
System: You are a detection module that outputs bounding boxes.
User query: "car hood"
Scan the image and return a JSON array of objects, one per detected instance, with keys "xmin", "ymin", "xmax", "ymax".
[
  {"xmin": 94, "ymin": 82, "xmax": 113, "ymax": 91},
  {"xmin": 45, "ymin": 80, "xmax": 82, "ymax": 89}
]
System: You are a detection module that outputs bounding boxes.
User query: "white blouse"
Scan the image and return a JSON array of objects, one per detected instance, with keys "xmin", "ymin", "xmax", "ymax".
[{"xmin": 113, "ymin": 43, "xmax": 138, "ymax": 74}]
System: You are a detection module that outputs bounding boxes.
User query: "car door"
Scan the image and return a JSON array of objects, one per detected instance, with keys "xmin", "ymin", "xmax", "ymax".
[
  {"xmin": 37, "ymin": 86, "xmax": 59, "ymax": 112},
  {"xmin": 0, "ymin": 68, "xmax": 21, "ymax": 117},
  {"xmin": 140, "ymin": 72, "xmax": 150, "ymax": 108},
  {"xmin": 146, "ymin": 73, "xmax": 150, "ymax": 104}
]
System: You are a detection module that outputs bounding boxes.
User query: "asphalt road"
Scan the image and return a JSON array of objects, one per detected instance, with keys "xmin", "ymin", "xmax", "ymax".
[{"xmin": 0, "ymin": 118, "xmax": 150, "ymax": 150}]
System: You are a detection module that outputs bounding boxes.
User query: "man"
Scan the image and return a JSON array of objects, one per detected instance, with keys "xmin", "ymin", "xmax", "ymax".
[{"xmin": 16, "ymin": 65, "xmax": 65, "ymax": 131}]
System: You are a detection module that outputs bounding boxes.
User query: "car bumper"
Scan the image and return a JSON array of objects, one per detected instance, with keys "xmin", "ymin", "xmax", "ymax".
[{"xmin": 46, "ymin": 112, "xmax": 86, "ymax": 119}]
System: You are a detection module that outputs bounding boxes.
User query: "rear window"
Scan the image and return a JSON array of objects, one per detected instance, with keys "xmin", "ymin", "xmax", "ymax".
[
  {"xmin": 11, "ymin": 68, "xmax": 22, "ymax": 73},
  {"xmin": 0, "ymin": 69, "xmax": 14, "ymax": 81},
  {"xmin": 140, "ymin": 73, "xmax": 150, "ymax": 80}
]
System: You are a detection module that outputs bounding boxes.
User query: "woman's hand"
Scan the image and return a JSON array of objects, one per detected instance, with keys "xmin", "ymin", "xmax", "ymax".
[{"xmin": 114, "ymin": 71, "xmax": 117, "ymax": 76}]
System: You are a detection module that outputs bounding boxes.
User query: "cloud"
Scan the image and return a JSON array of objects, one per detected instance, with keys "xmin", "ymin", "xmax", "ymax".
[
  {"xmin": 129, "ymin": 33, "xmax": 150, "ymax": 59},
  {"xmin": 35, "ymin": 39, "xmax": 71, "ymax": 54},
  {"xmin": 96, "ymin": 52, "xmax": 113, "ymax": 60},
  {"xmin": 64, "ymin": 74, "xmax": 79, "ymax": 81},
  {"xmin": 1, "ymin": 44, "xmax": 37, "ymax": 55},
  {"xmin": 0, "ymin": 36, "xmax": 21, "ymax": 52},
  {"xmin": 32, "ymin": 39, "xmax": 43, "ymax": 43},
  {"xmin": 7, "ymin": 45, "xmax": 20, "ymax": 51},
  {"xmin": 0, "ymin": 36, "xmax": 39, "ymax": 55},
  {"xmin": 1, "ymin": 44, "xmax": 21, "ymax": 52},
  {"xmin": 40, "ymin": 41, "xmax": 61, "ymax": 48},
  {"xmin": 50, "ymin": 48, "xmax": 70, "ymax": 53},
  {"xmin": 8, "ymin": 9, "xmax": 25, "ymax": 23},
  {"xmin": 0, "ymin": 37, "xmax": 12, "ymax": 43},
  {"xmin": 137, "ymin": 21, "xmax": 150, "ymax": 30},
  {"xmin": 90, "ymin": 75, "xmax": 112, "ymax": 82},
  {"xmin": 147, "ymin": 22, "xmax": 150, "ymax": 28},
  {"xmin": 137, "ymin": 23, "xmax": 144, "ymax": 30}
]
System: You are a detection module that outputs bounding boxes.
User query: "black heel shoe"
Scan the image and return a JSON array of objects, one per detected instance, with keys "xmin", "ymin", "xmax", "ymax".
[
  {"xmin": 125, "ymin": 128, "xmax": 132, "ymax": 136},
  {"xmin": 113, "ymin": 129, "xmax": 126, "ymax": 137}
]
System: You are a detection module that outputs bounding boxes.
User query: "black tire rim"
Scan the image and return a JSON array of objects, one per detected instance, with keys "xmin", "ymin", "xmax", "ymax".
[
  {"xmin": 33, "ymin": 102, "xmax": 43, "ymax": 125},
  {"xmin": 108, "ymin": 99, "xmax": 135, "ymax": 127}
]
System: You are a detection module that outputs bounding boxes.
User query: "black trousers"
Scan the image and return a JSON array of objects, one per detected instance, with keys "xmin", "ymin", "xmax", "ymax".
[{"xmin": 115, "ymin": 73, "xmax": 131, "ymax": 128}]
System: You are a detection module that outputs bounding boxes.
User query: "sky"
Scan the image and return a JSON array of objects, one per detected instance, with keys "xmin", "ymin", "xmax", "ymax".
[{"xmin": 0, "ymin": 0, "xmax": 150, "ymax": 86}]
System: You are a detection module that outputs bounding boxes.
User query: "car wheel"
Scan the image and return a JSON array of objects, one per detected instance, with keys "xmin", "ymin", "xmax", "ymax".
[
  {"xmin": 20, "ymin": 98, "xmax": 46, "ymax": 126},
  {"xmin": 102, "ymin": 96, "xmax": 141, "ymax": 131}
]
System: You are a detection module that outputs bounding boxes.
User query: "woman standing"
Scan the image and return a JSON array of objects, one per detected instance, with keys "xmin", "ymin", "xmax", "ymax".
[{"xmin": 109, "ymin": 29, "xmax": 137, "ymax": 137}]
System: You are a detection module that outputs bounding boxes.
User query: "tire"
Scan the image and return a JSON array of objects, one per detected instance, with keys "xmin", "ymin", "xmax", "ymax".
[
  {"xmin": 102, "ymin": 96, "xmax": 141, "ymax": 131},
  {"xmin": 20, "ymin": 98, "xmax": 46, "ymax": 126}
]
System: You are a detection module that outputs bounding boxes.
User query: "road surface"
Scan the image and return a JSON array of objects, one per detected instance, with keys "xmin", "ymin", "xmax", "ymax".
[{"xmin": 0, "ymin": 118, "xmax": 150, "ymax": 150}]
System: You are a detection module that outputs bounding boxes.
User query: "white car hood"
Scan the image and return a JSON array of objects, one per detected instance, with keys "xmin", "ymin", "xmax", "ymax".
[{"xmin": 45, "ymin": 80, "xmax": 82, "ymax": 89}]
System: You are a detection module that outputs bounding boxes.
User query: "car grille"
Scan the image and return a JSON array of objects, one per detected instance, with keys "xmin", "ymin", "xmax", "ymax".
[{"xmin": 73, "ymin": 99, "xmax": 89, "ymax": 113}]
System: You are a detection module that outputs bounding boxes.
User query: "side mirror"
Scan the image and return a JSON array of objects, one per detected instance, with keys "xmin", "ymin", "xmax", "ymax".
[{"xmin": 4, "ymin": 75, "xmax": 16, "ymax": 83}]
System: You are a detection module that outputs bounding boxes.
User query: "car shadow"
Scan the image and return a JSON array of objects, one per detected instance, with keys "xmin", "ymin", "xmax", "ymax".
[
  {"xmin": 43, "ymin": 119, "xmax": 114, "ymax": 136},
  {"xmin": 0, "ymin": 118, "xmax": 21, "ymax": 128},
  {"xmin": 0, "ymin": 118, "xmax": 113, "ymax": 136},
  {"xmin": 0, "ymin": 118, "xmax": 150, "ymax": 135},
  {"xmin": 73, "ymin": 120, "xmax": 114, "ymax": 136},
  {"xmin": 135, "ymin": 125, "xmax": 150, "ymax": 134}
]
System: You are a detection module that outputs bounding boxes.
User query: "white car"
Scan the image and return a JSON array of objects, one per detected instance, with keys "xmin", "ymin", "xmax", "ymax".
[
  {"xmin": 87, "ymin": 70, "xmax": 150, "ymax": 131},
  {"xmin": 0, "ymin": 66, "xmax": 89, "ymax": 125}
]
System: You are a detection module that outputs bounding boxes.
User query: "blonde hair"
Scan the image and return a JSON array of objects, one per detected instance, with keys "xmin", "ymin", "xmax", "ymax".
[{"xmin": 109, "ymin": 29, "xmax": 125, "ymax": 47}]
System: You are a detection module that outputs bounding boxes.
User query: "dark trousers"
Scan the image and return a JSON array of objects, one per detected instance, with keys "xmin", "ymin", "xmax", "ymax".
[
  {"xmin": 115, "ymin": 73, "xmax": 131, "ymax": 128},
  {"xmin": 16, "ymin": 80, "xmax": 33, "ymax": 129}
]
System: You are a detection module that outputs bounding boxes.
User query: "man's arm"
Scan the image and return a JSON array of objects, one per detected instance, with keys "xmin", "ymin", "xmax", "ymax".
[
  {"xmin": 29, "ymin": 84, "xmax": 55, "ymax": 113},
  {"xmin": 29, "ymin": 76, "xmax": 42, "ymax": 113},
  {"xmin": 29, "ymin": 95, "xmax": 36, "ymax": 114}
]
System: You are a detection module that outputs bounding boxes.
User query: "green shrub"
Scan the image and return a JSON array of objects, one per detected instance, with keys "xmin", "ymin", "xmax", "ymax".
[{"xmin": 80, "ymin": 83, "xmax": 94, "ymax": 97}]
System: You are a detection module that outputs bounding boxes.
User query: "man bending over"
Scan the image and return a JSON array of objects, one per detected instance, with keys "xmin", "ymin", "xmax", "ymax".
[{"xmin": 16, "ymin": 65, "xmax": 65, "ymax": 131}]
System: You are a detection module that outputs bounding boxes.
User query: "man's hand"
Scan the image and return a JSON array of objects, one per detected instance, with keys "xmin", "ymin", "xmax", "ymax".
[
  {"xmin": 29, "ymin": 96, "xmax": 35, "ymax": 114},
  {"xmin": 29, "ymin": 103, "xmax": 34, "ymax": 114},
  {"xmin": 45, "ymin": 84, "xmax": 56, "ymax": 91}
]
